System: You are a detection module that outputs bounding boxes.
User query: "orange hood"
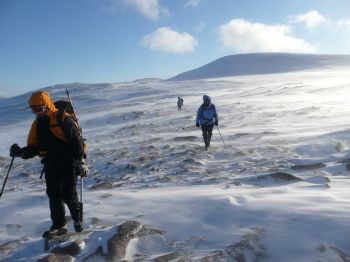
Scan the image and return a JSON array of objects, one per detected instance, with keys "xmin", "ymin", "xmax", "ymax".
[{"xmin": 28, "ymin": 91, "xmax": 57, "ymax": 112}]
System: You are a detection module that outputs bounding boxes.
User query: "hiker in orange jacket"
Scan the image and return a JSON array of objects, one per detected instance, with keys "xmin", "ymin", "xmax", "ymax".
[{"xmin": 9, "ymin": 91, "xmax": 88, "ymax": 238}]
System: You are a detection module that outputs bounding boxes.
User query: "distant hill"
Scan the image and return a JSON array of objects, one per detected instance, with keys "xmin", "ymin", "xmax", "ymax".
[
  {"xmin": 167, "ymin": 53, "xmax": 350, "ymax": 81},
  {"xmin": 0, "ymin": 91, "xmax": 7, "ymax": 99}
]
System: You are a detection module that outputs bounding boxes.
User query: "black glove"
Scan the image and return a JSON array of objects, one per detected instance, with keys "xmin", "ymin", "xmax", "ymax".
[
  {"xmin": 196, "ymin": 123, "xmax": 200, "ymax": 128},
  {"xmin": 74, "ymin": 159, "xmax": 89, "ymax": 177},
  {"xmin": 214, "ymin": 119, "xmax": 218, "ymax": 126},
  {"xmin": 10, "ymin": 144, "xmax": 22, "ymax": 157}
]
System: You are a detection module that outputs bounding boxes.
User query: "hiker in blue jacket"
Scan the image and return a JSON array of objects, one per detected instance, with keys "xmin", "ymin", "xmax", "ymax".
[{"xmin": 196, "ymin": 95, "xmax": 218, "ymax": 149}]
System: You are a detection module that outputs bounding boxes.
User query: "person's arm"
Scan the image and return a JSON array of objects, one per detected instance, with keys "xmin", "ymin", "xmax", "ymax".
[
  {"xmin": 196, "ymin": 105, "xmax": 203, "ymax": 126},
  {"xmin": 212, "ymin": 105, "xmax": 218, "ymax": 126},
  {"xmin": 21, "ymin": 120, "xmax": 39, "ymax": 159},
  {"xmin": 213, "ymin": 105, "xmax": 218, "ymax": 121},
  {"xmin": 10, "ymin": 120, "xmax": 39, "ymax": 159}
]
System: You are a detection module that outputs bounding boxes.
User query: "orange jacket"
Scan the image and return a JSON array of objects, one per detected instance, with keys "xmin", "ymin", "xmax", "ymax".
[{"xmin": 27, "ymin": 91, "xmax": 69, "ymax": 154}]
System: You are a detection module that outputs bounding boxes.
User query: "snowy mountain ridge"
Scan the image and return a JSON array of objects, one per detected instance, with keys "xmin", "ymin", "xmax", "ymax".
[{"xmin": 167, "ymin": 53, "xmax": 350, "ymax": 81}]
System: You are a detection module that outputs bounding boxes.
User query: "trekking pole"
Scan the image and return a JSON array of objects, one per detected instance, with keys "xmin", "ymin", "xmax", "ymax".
[
  {"xmin": 66, "ymin": 88, "xmax": 84, "ymax": 220},
  {"xmin": 0, "ymin": 156, "xmax": 15, "ymax": 199},
  {"xmin": 80, "ymin": 176, "xmax": 83, "ymax": 219},
  {"xmin": 40, "ymin": 167, "xmax": 45, "ymax": 179},
  {"xmin": 216, "ymin": 126, "xmax": 226, "ymax": 147}
]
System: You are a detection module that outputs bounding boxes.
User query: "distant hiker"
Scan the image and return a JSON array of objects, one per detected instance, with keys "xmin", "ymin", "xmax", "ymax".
[
  {"xmin": 177, "ymin": 97, "xmax": 184, "ymax": 111},
  {"xmin": 196, "ymin": 95, "xmax": 218, "ymax": 149},
  {"xmin": 9, "ymin": 90, "xmax": 88, "ymax": 238}
]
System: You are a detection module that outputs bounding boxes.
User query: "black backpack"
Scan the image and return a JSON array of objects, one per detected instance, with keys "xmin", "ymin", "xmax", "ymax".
[
  {"xmin": 54, "ymin": 100, "xmax": 87, "ymax": 153},
  {"xmin": 54, "ymin": 100, "xmax": 77, "ymax": 128}
]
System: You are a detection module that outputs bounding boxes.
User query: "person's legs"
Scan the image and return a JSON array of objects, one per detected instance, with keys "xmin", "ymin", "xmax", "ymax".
[
  {"xmin": 45, "ymin": 165, "xmax": 66, "ymax": 229},
  {"xmin": 201, "ymin": 125, "xmax": 209, "ymax": 149},
  {"xmin": 61, "ymin": 164, "xmax": 83, "ymax": 232},
  {"xmin": 207, "ymin": 125, "xmax": 214, "ymax": 147}
]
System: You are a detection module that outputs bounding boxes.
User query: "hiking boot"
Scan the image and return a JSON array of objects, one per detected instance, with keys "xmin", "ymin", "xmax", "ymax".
[
  {"xmin": 205, "ymin": 142, "xmax": 209, "ymax": 150},
  {"xmin": 42, "ymin": 225, "xmax": 67, "ymax": 238},
  {"xmin": 74, "ymin": 220, "xmax": 83, "ymax": 233}
]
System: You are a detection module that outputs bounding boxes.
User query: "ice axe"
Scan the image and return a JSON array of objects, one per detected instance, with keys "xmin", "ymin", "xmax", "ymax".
[{"xmin": 0, "ymin": 156, "xmax": 15, "ymax": 199}]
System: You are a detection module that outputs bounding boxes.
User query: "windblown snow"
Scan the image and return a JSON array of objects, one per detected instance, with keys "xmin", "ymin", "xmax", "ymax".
[{"xmin": 1, "ymin": 53, "xmax": 350, "ymax": 261}]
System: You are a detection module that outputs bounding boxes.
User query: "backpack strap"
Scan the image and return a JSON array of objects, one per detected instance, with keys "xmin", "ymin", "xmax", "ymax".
[{"xmin": 56, "ymin": 109, "xmax": 65, "ymax": 131}]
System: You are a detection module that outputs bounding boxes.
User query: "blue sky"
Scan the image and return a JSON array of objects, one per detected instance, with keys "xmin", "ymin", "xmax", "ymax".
[{"xmin": 0, "ymin": 0, "xmax": 349, "ymax": 96}]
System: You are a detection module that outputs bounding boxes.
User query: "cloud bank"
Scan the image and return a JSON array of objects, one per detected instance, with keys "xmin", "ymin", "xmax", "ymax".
[
  {"xmin": 141, "ymin": 27, "xmax": 198, "ymax": 54},
  {"xmin": 217, "ymin": 19, "xmax": 317, "ymax": 53}
]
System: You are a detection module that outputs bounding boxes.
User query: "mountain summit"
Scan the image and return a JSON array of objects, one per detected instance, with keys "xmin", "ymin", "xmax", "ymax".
[{"xmin": 167, "ymin": 53, "xmax": 350, "ymax": 81}]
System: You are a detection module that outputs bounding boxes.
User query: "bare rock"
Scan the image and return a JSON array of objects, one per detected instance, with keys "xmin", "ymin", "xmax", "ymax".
[
  {"xmin": 89, "ymin": 217, "xmax": 100, "ymax": 225},
  {"xmin": 51, "ymin": 240, "xmax": 85, "ymax": 256},
  {"xmin": 19, "ymin": 172, "xmax": 31, "ymax": 177},
  {"xmin": 139, "ymin": 155, "xmax": 151, "ymax": 162},
  {"xmin": 199, "ymin": 227, "xmax": 267, "ymax": 262},
  {"xmin": 126, "ymin": 162, "xmax": 138, "ymax": 170},
  {"xmin": 269, "ymin": 172, "xmax": 301, "ymax": 181},
  {"xmin": 0, "ymin": 239, "xmax": 22, "ymax": 256},
  {"xmin": 5, "ymin": 224, "xmax": 22, "ymax": 230},
  {"xmin": 346, "ymin": 162, "xmax": 350, "ymax": 171},
  {"xmin": 329, "ymin": 246, "xmax": 350, "ymax": 262},
  {"xmin": 153, "ymin": 250, "xmax": 182, "ymax": 262},
  {"xmin": 89, "ymin": 181, "xmax": 113, "ymax": 191},
  {"xmin": 173, "ymin": 136, "xmax": 197, "ymax": 142},
  {"xmin": 85, "ymin": 221, "xmax": 142, "ymax": 261},
  {"xmin": 83, "ymin": 221, "xmax": 166, "ymax": 261},
  {"xmin": 37, "ymin": 254, "xmax": 74, "ymax": 262},
  {"xmin": 254, "ymin": 172, "xmax": 301, "ymax": 183},
  {"xmin": 291, "ymin": 163, "xmax": 326, "ymax": 170}
]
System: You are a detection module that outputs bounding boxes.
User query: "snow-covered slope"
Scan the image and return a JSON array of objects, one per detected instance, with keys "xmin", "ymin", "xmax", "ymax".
[
  {"xmin": 1, "ymin": 64, "xmax": 350, "ymax": 261},
  {"xmin": 167, "ymin": 53, "xmax": 350, "ymax": 81}
]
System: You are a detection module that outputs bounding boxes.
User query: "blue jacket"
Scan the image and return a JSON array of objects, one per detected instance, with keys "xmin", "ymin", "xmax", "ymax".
[{"xmin": 196, "ymin": 103, "xmax": 218, "ymax": 126}]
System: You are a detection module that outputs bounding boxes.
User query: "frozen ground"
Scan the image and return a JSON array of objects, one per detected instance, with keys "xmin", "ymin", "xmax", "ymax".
[{"xmin": 1, "ymin": 68, "xmax": 350, "ymax": 261}]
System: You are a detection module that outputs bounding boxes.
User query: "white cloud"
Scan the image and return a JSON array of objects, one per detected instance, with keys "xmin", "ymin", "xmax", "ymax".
[
  {"xmin": 102, "ymin": 0, "xmax": 168, "ymax": 20},
  {"xmin": 122, "ymin": 0, "xmax": 169, "ymax": 20},
  {"xmin": 336, "ymin": 20, "xmax": 350, "ymax": 31},
  {"xmin": 217, "ymin": 19, "xmax": 317, "ymax": 53},
  {"xmin": 289, "ymin": 10, "xmax": 350, "ymax": 34},
  {"xmin": 289, "ymin": 10, "xmax": 328, "ymax": 29},
  {"xmin": 184, "ymin": 0, "xmax": 202, "ymax": 8},
  {"xmin": 141, "ymin": 27, "xmax": 198, "ymax": 54}
]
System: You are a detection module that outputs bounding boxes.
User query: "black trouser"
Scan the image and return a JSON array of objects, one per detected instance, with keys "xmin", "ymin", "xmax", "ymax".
[
  {"xmin": 45, "ymin": 163, "xmax": 81, "ymax": 228},
  {"xmin": 201, "ymin": 124, "xmax": 214, "ymax": 147},
  {"xmin": 177, "ymin": 104, "xmax": 182, "ymax": 111}
]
